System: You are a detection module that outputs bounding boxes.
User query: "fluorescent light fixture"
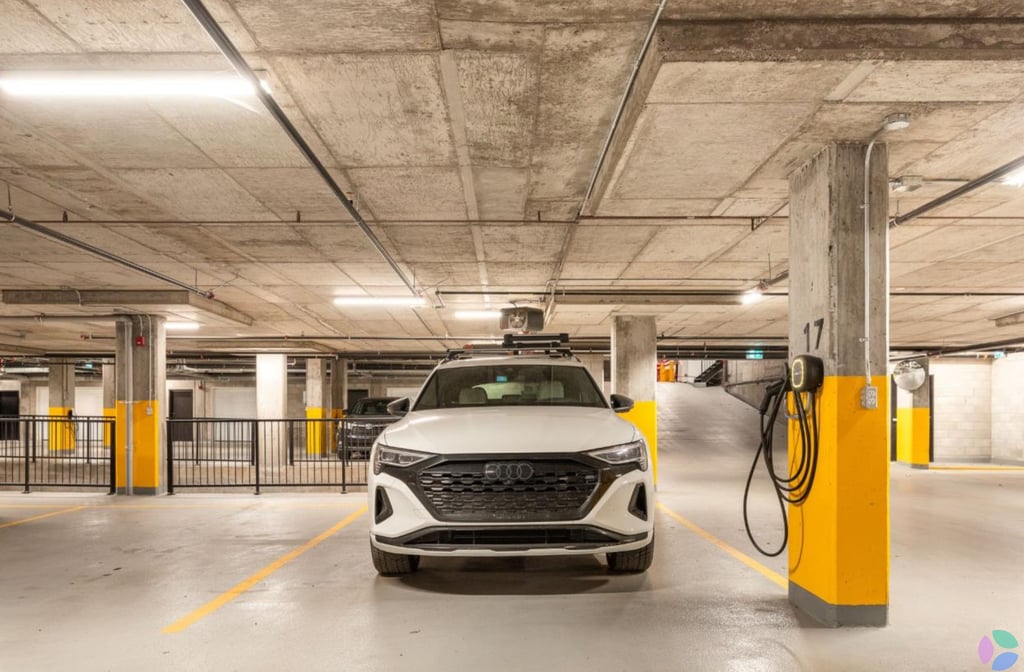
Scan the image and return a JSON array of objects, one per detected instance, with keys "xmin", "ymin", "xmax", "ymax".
[
  {"xmin": 333, "ymin": 296, "xmax": 426, "ymax": 308},
  {"xmin": 890, "ymin": 175, "xmax": 924, "ymax": 193},
  {"xmin": 165, "ymin": 322, "xmax": 200, "ymax": 331},
  {"xmin": 453, "ymin": 310, "xmax": 502, "ymax": 320},
  {"xmin": 0, "ymin": 71, "xmax": 268, "ymax": 98},
  {"xmin": 1001, "ymin": 167, "xmax": 1024, "ymax": 188}
]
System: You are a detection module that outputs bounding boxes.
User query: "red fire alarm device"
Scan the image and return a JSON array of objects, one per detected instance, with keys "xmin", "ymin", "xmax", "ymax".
[{"xmin": 134, "ymin": 335, "xmax": 146, "ymax": 347}]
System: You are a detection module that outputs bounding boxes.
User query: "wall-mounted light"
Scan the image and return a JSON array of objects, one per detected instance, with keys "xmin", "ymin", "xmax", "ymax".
[
  {"xmin": 333, "ymin": 296, "xmax": 426, "ymax": 308},
  {"xmin": 453, "ymin": 310, "xmax": 502, "ymax": 320},
  {"xmin": 741, "ymin": 280, "xmax": 768, "ymax": 305},
  {"xmin": 0, "ymin": 71, "xmax": 270, "ymax": 98},
  {"xmin": 890, "ymin": 175, "xmax": 924, "ymax": 193},
  {"xmin": 165, "ymin": 322, "xmax": 200, "ymax": 331}
]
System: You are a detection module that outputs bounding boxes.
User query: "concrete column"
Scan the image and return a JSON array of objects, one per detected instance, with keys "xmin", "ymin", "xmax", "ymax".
[
  {"xmin": 787, "ymin": 143, "xmax": 890, "ymax": 627},
  {"xmin": 578, "ymin": 354, "xmax": 607, "ymax": 394},
  {"xmin": 331, "ymin": 358, "xmax": 348, "ymax": 417},
  {"xmin": 102, "ymin": 363, "xmax": 115, "ymax": 449},
  {"xmin": 114, "ymin": 315, "xmax": 167, "ymax": 495},
  {"xmin": 896, "ymin": 359, "xmax": 931, "ymax": 467},
  {"xmin": 611, "ymin": 315, "xmax": 658, "ymax": 481},
  {"xmin": 305, "ymin": 358, "xmax": 331, "ymax": 455},
  {"xmin": 47, "ymin": 362, "xmax": 76, "ymax": 449},
  {"xmin": 256, "ymin": 354, "xmax": 287, "ymax": 419}
]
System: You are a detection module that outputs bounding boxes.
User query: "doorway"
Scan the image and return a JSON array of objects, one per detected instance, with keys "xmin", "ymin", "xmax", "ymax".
[
  {"xmin": 0, "ymin": 391, "xmax": 18, "ymax": 441},
  {"xmin": 169, "ymin": 389, "xmax": 194, "ymax": 442}
]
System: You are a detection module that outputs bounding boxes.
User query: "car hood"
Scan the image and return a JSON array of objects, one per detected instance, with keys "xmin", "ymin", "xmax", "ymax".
[{"xmin": 378, "ymin": 406, "xmax": 639, "ymax": 455}]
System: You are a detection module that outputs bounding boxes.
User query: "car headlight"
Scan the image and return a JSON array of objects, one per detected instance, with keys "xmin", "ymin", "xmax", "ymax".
[
  {"xmin": 373, "ymin": 444, "xmax": 434, "ymax": 474},
  {"xmin": 588, "ymin": 439, "xmax": 648, "ymax": 471}
]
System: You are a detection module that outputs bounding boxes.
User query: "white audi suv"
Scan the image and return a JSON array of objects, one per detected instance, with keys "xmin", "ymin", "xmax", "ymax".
[{"xmin": 367, "ymin": 338, "xmax": 655, "ymax": 575}]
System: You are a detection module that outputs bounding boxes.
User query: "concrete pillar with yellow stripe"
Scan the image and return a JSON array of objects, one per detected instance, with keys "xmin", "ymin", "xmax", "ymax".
[
  {"xmin": 611, "ymin": 315, "xmax": 658, "ymax": 483},
  {"xmin": 787, "ymin": 143, "xmax": 890, "ymax": 626},
  {"xmin": 331, "ymin": 357, "xmax": 348, "ymax": 419},
  {"xmin": 115, "ymin": 316, "xmax": 166, "ymax": 495},
  {"xmin": 896, "ymin": 359, "xmax": 931, "ymax": 468},
  {"xmin": 305, "ymin": 358, "xmax": 331, "ymax": 455},
  {"xmin": 102, "ymin": 363, "xmax": 116, "ymax": 450},
  {"xmin": 47, "ymin": 362, "xmax": 76, "ymax": 450}
]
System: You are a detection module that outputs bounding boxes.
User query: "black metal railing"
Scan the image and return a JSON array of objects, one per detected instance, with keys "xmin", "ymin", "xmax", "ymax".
[
  {"xmin": 0, "ymin": 415, "xmax": 116, "ymax": 493},
  {"xmin": 166, "ymin": 417, "xmax": 397, "ymax": 494}
]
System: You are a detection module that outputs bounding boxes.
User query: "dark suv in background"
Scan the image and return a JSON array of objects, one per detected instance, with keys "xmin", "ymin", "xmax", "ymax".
[{"xmin": 337, "ymin": 397, "xmax": 400, "ymax": 460}]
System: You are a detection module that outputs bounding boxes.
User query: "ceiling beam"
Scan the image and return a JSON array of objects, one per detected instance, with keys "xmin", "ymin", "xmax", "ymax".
[
  {"xmin": 1, "ymin": 289, "xmax": 253, "ymax": 326},
  {"xmin": 658, "ymin": 19, "xmax": 1024, "ymax": 62}
]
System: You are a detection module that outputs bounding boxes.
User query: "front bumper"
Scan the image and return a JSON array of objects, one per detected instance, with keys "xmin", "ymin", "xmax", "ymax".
[{"xmin": 369, "ymin": 458, "xmax": 654, "ymax": 557}]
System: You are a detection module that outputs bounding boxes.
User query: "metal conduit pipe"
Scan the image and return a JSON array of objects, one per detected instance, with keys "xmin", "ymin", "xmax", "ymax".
[
  {"xmin": 891, "ymin": 153, "xmax": 1024, "ymax": 227},
  {"xmin": 1, "ymin": 209, "xmax": 214, "ymax": 299},
  {"xmin": 549, "ymin": 0, "xmax": 666, "ymax": 288},
  {"xmin": 179, "ymin": 0, "xmax": 417, "ymax": 296}
]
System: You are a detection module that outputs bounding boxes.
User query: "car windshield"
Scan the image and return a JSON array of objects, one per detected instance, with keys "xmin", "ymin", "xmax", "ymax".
[
  {"xmin": 414, "ymin": 364, "xmax": 606, "ymax": 410},
  {"xmin": 350, "ymin": 398, "xmax": 395, "ymax": 415}
]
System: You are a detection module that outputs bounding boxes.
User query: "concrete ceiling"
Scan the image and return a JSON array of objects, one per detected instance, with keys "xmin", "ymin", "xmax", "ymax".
[{"xmin": 2, "ymin": 0, "xmax": 1024, "ymax": 357}]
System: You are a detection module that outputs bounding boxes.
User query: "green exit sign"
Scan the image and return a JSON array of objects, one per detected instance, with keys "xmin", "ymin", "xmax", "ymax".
[{"xmin": 746, "ymin": 349, "xmax": 764, "ymax": 360}]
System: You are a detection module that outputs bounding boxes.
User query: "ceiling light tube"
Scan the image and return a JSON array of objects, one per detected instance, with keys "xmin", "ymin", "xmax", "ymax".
[
  {"xmin": 0, "ymin": 72, "xmax": 266, "ymax": 98},
  {"xmin": 453, "ymin": 310, "xmax": 502, "ymax": 320},
  {"xmin": 334, "ymin": 296, "xmax": 427, "ymax": 308}
]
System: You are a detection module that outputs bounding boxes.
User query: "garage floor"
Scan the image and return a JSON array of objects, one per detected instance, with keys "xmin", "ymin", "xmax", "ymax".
[{"xmin": 2, "ymin": 384, "xmax": 1022, "ymax": 671}]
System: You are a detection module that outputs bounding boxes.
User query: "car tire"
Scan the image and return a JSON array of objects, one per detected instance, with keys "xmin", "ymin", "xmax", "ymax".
[
  {"xmin": 606, "ymin": 535, "xmax": 654, "ymax": 573},
  {"xmin": 371, "ymin": 545, "xmax": 421, "ymax": 576}
]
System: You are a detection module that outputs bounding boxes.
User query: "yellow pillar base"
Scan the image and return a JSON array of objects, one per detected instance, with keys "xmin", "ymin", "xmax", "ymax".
[
  {"xmin": 896, "ymin": 407, "xmax": 930, "ymax": 467},
  {"xmin": 620, "ymin": 399, "xmax": 658, "ymax": 484},
  {"xmin": 103, "ymin": 407, "xmax": 115, "ymax": 449},
  {"xmin": 305, "ymin": 408, "xmax": 330, "ymax": 455},
  {"xmin": 787, "ymin": 375, "xmax": 889, "ymax": 627},
  {"xmin": 115, "ymin": 400, "xmax": 161, "ymax": 493},
  {"xmin": 47, "ymin": 407, "xmax": 75, "ymax": 450}
]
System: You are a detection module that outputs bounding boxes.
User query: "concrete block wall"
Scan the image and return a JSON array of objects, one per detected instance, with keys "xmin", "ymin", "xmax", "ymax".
[
  {"xmin": 929, "ymin": 360, "xmax": 992, "ymax": 462},
  {"xmin": 723, "ymin": 359, "xmax": 787, "ymax": 411},
  {"xmin": 992, "ymin": 353, "xmax": 1024, "ymax": 463}
]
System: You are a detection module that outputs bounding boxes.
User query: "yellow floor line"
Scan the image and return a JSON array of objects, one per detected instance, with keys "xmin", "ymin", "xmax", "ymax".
[
  {"xmin": 657, "ymin": 502, "xmax": 787, "ymax": 590},
  {"xmin": 0, "ymin": 506, "xmax": 86, "ymax": 529},
  {"xmin": 929, "ymin": 465, "xmax": 1024, "ymax": 472},
  {"xmin": 163, "ymin": 505, "xmax": 368, "ymax": 634}
]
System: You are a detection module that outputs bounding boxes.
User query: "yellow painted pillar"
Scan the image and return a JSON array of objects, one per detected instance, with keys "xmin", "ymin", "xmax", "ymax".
[
  {"xmin": 786, "ymin": 143, "xmax": 890, "ymax": 626},
  {"xmin": 306, "ymin": 358, "xmax": 330, "ymax": 455},
  {"xmin": 895, "ymin": 360, "xmax": 931, "ymax": 468},
  {"xmin": 115, "ymin": 316, "xmax": 166, "ymax": 494},
  {"xmin": 612, "ymin": 315, "xmax": 658, "ymax": 483},
  {"xmin": 47, "ymin": 362, "xmax": 76, "ymax": 450}
]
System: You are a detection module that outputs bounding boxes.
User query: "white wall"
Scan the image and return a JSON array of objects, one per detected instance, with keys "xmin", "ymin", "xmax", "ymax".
[
  {"xmin": 930, "ymin": 360, "xmax": 992, "ymax": 462},
  {"xmin": 212, "ymin": 388, "xmax": 257, "ymax": 418},
  {"xmin": 992, "ymin": 354, "xmax": 1024, "ymax": 463}
]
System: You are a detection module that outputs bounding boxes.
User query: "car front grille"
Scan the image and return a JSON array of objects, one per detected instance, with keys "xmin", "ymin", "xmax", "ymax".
[{"xmin": 415, "ymin": 459, "xmax": 600, "ymax": 522}]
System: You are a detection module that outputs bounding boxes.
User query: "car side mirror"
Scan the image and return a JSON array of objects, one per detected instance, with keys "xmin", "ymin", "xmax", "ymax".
[
  {"xmin": 609, "ymin": 394, "xmax": 634, "ymax": 413},
  {"xmin": 387, "ymin": 397, "xmax": 410, "ymax": 417}
]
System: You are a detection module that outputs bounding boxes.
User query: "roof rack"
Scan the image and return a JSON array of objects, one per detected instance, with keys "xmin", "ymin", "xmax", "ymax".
[{"xmin": 442, "ymin": 333, "xmax": 576, "ymax": 362}]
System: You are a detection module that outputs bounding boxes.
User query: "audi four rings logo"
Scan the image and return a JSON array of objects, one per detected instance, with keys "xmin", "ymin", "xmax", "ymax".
[{"xmin": 484, "ymin": 462, "xmax": 535, "ymax": 482}]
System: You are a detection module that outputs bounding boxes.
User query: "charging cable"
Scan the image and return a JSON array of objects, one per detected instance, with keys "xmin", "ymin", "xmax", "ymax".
[{"xmin": 742, "ymin": 370, "xmax": 821, "ymax": 557}]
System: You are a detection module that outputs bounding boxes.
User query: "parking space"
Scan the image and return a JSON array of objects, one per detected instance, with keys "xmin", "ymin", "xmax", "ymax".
[{"xmin": 2, "ymin": 386, "xmax": 1020, "ymax": 670}]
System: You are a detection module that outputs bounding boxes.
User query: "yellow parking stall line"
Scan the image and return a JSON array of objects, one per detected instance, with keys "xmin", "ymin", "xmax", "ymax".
[
  {"xmin": 929, "ymin": 465, "xmax": 1024, "ymax": 472},
  {"xmin": 163, "ymin": 505, "xmax": 368, "ymax": 634},
  {"xmin": 0, "ymin": 505, "xmax": 86, "ymax": 529},
  {"xmin": 657, "ymin": 502, "xmax": 787, "ymax": 590},
  {"xmin": 109, "ymin": 502, "xmax": 366, "ymax": 510}
]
